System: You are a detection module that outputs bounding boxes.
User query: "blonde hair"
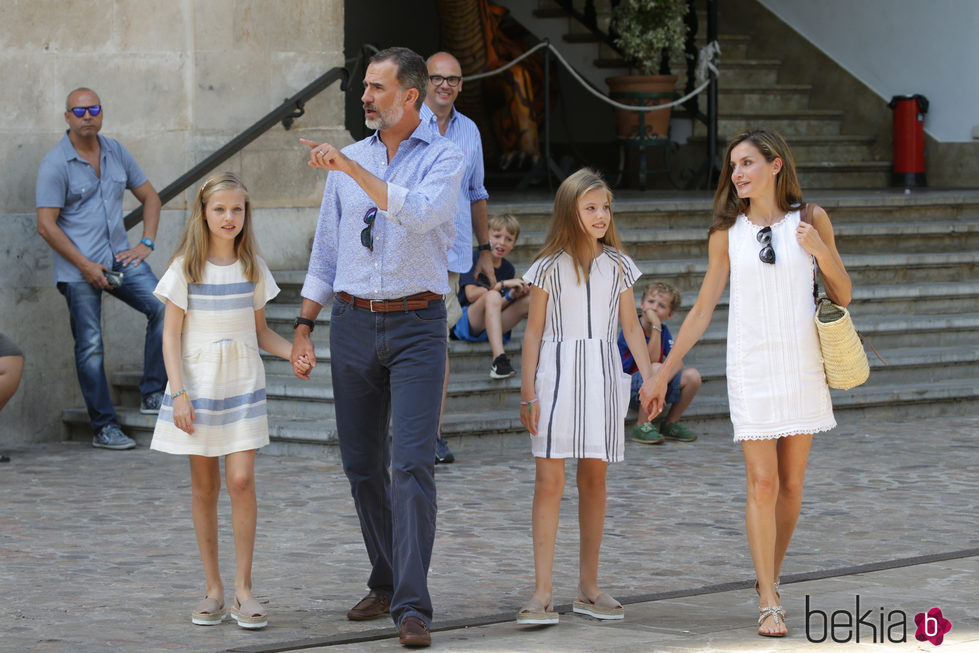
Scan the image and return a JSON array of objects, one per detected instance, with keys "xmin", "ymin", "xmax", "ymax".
[
  {"xmin": 710, "ymin": 128, "xmax": 803, "ymax": 234},
  {"xmin": 641, "ymin": 280, "xmax": 681, "ymax": 312},
  {"xmin": 488, "ymin": 212, "xmax": 521, "ymax": 241},
  {"xmin": 535, "ymin": 168, "xmax": 627, "ymax": 283},
  {"xmin": 171, "ymin": 172, "xmax": 260, "ymax": 284}
]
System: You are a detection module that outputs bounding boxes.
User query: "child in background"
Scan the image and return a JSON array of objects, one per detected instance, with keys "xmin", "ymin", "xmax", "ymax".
[
  {"xmin": 151, "ymin": 172, "xmax": 310, "ymax": 629},
  {"xmin": 517, "ymin": 168, "xmax": 652, "ymax": 625},
  {"xmin": 618, "ymin": 281, "xmax": 702, "ymax": 444},
  {"xmin": 452, "ymin": 213, "xmax": 530, "ymax": 379}
]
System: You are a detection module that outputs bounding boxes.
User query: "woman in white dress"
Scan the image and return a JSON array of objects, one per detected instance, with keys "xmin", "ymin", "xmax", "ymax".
[{"xmin": 641, "ymin": 129, "xmax": 852, "ymax": 637}]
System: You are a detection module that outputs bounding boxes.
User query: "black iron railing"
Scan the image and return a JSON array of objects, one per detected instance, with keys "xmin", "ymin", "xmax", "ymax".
[{"xmin": 123, "ymin": 66, "xmax": 349, "ymax": 230}]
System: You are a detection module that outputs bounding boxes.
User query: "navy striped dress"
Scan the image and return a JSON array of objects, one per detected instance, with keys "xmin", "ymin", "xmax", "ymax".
[
  {"xmin": 523, "ymin": 247, "xmax": 641, "ymax": 462},
  {"xmin": 150, "ymin": 257, "xmax": 279, "ymax": 457}
]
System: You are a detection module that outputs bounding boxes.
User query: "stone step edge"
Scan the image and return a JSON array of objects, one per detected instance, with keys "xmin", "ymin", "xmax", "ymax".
[
  {"xmin": 111, "ymin": 346, "xmax": 979, "ymax": 402},
  {"xmin": 66, "ymin": 379, "xmax": 979, "ymax": 444}
]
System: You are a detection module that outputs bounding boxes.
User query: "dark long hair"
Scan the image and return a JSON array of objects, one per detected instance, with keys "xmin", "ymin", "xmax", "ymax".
[{"xmin": 710, "ymin": 128, "xmax": 803, "ymax": 234}]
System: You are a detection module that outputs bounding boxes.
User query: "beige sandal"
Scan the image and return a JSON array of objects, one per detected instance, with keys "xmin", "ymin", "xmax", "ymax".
[
  {"xmin": 516, "ymin": 597, "xmax": 558, "ymax": 625},
  {"xmin": 230, "ymin": 596, "xmax": 268, "ymax": 629},
  {"xmin": 758, "ymin": 605, "xmax": 787, "ymax": 637},
  {"xmin": 573, "ymin": 587, "xmax": 624, "ymax": 620},
  {"xmin": 191, "ymin": 596, "xmax": 226, "ymax": 626}
]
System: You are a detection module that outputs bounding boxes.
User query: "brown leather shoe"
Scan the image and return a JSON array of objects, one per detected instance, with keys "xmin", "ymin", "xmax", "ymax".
[
  {"xmin": 398, "ymin": 616, "xmax": 431, "ymax": 647},
  {"xmin": 346, "ymin": 590, "xmax": 391, "ymax": 621}
]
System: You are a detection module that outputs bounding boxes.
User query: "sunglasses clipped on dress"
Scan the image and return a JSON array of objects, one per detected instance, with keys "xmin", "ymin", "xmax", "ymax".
[{"xmin": 757, "ymin": 226, "xmax": 775, "ymax": 264}]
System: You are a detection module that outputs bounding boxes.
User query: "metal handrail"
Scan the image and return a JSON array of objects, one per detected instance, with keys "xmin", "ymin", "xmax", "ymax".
[{"xmin": 123, "ymin": 66, "xmax": 349, "ymax": 230}]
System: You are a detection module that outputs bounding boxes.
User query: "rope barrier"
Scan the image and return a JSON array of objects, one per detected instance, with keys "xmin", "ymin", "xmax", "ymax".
[{"xmin": 463, "ymin": 39, "xmax": 720, "ymax": 113}]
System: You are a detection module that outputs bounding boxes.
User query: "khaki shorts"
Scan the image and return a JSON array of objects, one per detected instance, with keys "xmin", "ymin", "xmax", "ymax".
[{"xmin": 445, "ymin": 272, "xmax": 462, "ymax": 334}]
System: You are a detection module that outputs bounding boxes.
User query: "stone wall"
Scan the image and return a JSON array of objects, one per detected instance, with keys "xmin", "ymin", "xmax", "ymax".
[{"xmin": 0, "ymin": 0, "xmax": 349, "ymax": 445}]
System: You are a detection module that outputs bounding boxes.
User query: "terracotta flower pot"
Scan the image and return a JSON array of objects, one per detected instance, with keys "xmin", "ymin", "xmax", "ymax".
[{"xmin": 606, "ymin": 74, "xmax": 678, "ymax": 141}]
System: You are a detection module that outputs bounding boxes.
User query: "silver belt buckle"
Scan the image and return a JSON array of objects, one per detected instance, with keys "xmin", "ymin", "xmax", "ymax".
[{"xmin": 369, "ymin": 299, "xmax": 380, "ymax": 312}]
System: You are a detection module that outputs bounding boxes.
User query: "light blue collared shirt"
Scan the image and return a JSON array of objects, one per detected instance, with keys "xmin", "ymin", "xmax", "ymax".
[
  {"xmin": 301, "ymin": 120, "xmax": 465, "ymax": 306},
  {"xmin": 420, "ymin": 103, "xmax": 489, "ymax": 273},
  {"xmin": 36, "ymin": 132, "xmax": 148, "ymax": 285}
]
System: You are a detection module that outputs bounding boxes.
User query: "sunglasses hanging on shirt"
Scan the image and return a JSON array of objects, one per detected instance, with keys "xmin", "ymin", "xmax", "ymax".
[{"xmin": 757, "ymin": 226, "xmax": 775, "ymax": 264}]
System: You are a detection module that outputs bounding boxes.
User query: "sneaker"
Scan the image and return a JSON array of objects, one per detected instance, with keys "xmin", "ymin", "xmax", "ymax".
[
  {"xmin": 93, "ymin": 424, "xmax": 136, "ymax": 450},
  {"xmin": 490, "ymin": 353, "xmax": 515, "ymax": 379},
  {"xmin": 140, "ymin": 391, "xmax": 165, "ymax": 415},
  {"xmin": 435, "ymin": 437, "xmax": 455, "ymax": 464},
  {"xmin": 631, "ymin": 421, "xmax": 664, "ymax": 445},
  {"xmin": 661, "ymin": 422, "xmax": 698, "ymax": 442}
]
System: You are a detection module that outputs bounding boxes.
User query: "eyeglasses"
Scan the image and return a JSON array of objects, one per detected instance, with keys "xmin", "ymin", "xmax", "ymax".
[
  {"xmin": 360, "ymin": 207, "xmax": 377, "ymax": 251},
  {"xmin": 429, "ymin": 75, "xmax": 462, "ymax": 87},
  {"xmin": 757, "ymin": 226, "xmax": 775, "ymax": 264},
  {"xmin": 70, "ymin": 105, "xmax": 101, "ymax": 118}
]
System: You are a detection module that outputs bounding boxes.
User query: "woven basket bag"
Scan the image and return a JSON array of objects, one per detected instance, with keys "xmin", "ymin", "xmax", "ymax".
[{"xmin": 814, "ymin": 296, "xmax": 870, "ymax": 390}]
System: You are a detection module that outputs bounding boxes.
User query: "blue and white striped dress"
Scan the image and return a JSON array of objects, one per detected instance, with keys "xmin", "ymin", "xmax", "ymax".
[
  {"xmin": 150, "ymin": 257, "xmax": 279, "ymax": 457},
  {"xmin": 523, "ymin": 247, "xmax": 641, "ymax": 462}
]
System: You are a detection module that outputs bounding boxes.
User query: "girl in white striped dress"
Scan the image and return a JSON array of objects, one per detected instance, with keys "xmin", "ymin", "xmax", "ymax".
[
  {"xmin": 151, "ymin": 172, "xmax": 310, "ymax": 629},
  {"xmin": 516, "ymin": 169, "xmax": 653, "ymax": 626}
]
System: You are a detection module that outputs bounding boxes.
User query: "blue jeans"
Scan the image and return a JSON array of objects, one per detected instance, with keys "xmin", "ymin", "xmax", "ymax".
[
  {"xmin": 330, "ymin": 295, "xmax": 446, "ymax": 628},
  {"xmin": 57, "ymin": 260, "xmax": 166, "ymax": 432}
]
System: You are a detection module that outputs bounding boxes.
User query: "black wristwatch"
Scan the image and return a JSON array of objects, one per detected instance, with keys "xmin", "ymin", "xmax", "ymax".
[
  {"xmin": 477, "ymin": 243, "xmax": 491, "ymax": 252},
  {"xmin": 293, "ymin": 317, "xmax": 315, "ymax": 333}
]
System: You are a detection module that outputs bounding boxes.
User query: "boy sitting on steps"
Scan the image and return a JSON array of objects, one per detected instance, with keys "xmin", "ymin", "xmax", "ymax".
[
  {"xmin": 618, "ymin": 280, "xmax": 702, "ymax": 444},
  {"xmin": 451, "ymin": 213, "xmax": 530, "ymax": 379}
]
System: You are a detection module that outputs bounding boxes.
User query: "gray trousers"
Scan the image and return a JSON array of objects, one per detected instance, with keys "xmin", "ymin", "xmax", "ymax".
[{"xmin": 330, "ymin": 295, "xmax": 446, "ymax": 627}]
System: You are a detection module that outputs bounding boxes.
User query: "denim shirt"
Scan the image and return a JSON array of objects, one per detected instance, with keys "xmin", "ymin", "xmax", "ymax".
[
  {"xmin": 301, "ymin": 120, "xmax": 465, "ymax": 306},
  {"xmin": 36, "ymin": 132, "xmax": 147, "ymax": 285},
  {"xmin": 419, "ymin": 103, "xmax": 489, "ymax": 273}
]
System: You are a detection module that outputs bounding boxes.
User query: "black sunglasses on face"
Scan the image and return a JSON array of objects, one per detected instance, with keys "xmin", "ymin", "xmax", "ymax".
[
  {"xmin": 757, "ymin": 226, "xmax": 775, "ymax": 264},
  {"xmin": 70, "ymin": 105, "xmax": 101, "ymax": 117},
  {"xmin": 360, "ymin": 207, "xmax": 378, "ymax": 251},
  {"xmin": 429, "ymin": 75, "xmax": 461, "ymax": 87}
]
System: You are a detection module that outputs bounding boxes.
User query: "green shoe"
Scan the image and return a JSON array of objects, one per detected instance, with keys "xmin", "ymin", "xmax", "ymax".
[
  {"xmin": 661, "ymin": 422, "xmax": 698, "ymax": 442},
  {"xmin": 631, "ymin": 421, "xmax": 664, "ymax": 445}
]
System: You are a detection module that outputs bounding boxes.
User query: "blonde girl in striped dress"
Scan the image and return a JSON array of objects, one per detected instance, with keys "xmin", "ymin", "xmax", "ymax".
[
  {"xmin": 516, "ymin": 168, "xmax": 653, "ymax": 626},
  {"xmin": 151, "ymin": 172, "xmax": 310, "ymax": 629}
]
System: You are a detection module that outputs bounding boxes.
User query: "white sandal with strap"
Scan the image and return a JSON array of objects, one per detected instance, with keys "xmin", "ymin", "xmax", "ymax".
[{"xmin": 758, "ymin": 605, "xmax": 787, "ymax": 637}]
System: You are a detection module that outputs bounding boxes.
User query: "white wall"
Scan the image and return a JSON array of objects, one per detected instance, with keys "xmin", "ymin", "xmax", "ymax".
[{"xmin": 757, "ymin": 0, "xmax": 979, "ymax": 143}]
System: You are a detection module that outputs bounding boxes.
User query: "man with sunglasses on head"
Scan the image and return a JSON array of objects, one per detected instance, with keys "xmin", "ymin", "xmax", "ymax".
[
  {"xmin": 291, "ymin": 47, "xmax": 464, "ymax": 648},
  {"xmin": 36, "ymin": 87, "xmax": 166, "ymax": 451},
  {"xmin": 422, "ymin": 51, "xmax": 493, "ymax": 465}
]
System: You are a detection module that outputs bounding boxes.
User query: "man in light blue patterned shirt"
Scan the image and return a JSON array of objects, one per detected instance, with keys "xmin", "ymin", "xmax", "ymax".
[
  {"xmin": 290, "ymin": 47, "xmax": 463, "ymax": 648},
  {"xmin": 422, "ymin": 51, "xmax": 493, "ymax": 465}
]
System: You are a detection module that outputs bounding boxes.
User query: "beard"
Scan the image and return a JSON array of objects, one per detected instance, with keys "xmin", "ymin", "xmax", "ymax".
[{"xmin": 364, "ymin": 100, "xmax": 404, "ymax": 131}]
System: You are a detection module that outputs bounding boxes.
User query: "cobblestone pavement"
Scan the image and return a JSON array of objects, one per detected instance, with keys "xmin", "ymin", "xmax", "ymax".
[{"xmin": 1, "ymin": 414, "xmax": 977, "ymax": 652}]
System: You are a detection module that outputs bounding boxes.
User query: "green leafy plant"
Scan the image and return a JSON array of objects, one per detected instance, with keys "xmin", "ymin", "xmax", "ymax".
[{"xmin": 611, "ymin": 0, "xmax": 689, "ymax": 76}]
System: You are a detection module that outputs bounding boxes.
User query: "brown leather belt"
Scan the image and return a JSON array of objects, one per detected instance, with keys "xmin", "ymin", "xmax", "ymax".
[{"xmin": 337, "ymin": 291, "xmax": 443, "ymax": 313}]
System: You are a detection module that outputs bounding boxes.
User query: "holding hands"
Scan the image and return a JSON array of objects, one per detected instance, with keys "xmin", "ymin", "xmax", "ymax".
[{"xmin": 639, "ymin": 372, "xmax": 667, "ymax": 423}]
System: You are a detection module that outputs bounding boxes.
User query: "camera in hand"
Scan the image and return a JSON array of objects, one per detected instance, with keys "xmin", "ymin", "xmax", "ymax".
[{"xmin": 103, "ymin": 269, "xmax": 124, "ymax": 288}]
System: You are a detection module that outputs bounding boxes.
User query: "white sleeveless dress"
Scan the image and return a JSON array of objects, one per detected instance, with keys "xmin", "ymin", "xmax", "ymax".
[
  {"xmin": 726, "ymin": 211, "xmax": 836, "ymax": 440},
  {"xmin": 523, "ymin": 247, "xmax": 641, "ymax": 462}
]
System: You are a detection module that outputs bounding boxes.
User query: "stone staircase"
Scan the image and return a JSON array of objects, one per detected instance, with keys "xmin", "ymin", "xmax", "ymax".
[
  {"xmin": 64, "ymin": 191, "xmax": 979, "ymax": 458},
  {"xmin": 500, "ymin": 0, "xmax": 892, "ymax": 189}
]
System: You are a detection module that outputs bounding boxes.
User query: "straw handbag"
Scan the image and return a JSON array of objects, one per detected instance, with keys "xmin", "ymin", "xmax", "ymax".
[
  {"xmin": 799, "ymin": 204, "xmax": 872, "ymax": 390},
  {"xmin": 814, "ymin": 295, "xmax": 870, "ymax": 389}
]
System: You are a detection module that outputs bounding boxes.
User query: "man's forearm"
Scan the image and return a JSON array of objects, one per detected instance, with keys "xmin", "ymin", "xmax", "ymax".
[
  {"xmin": 344, "ymin": 159, "xmax": 389, "ymax": 211},
  {"xmin": 471, "ymin": 198, "xmax": 488, "ymax": 245}
]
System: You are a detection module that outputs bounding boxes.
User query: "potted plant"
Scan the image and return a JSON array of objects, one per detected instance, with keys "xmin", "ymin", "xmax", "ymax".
[{"xmin": 606, "ymin": 0, "xmax": 689, "ymax": 141}]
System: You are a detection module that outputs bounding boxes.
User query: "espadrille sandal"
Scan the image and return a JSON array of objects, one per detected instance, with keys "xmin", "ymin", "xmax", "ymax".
[
  {"xmin": 230, "ymin": 597, "xmax": 268, "ymax": 629},
  {"xmin": 573, "ymin": 587, "xmax": 624, "ymax": 620},
  {"xmin": 191, "ymin": 596, "xmax": 226, "ymax": 626},
  {"xmin": 516, "ymin": 597, "xmax": 558, "ymax": 625}
]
